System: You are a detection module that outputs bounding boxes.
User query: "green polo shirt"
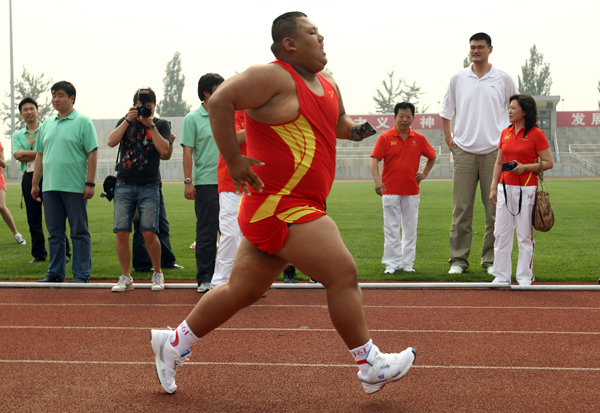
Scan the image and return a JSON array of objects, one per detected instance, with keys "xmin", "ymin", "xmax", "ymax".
[
  {"xmin": 180, "ymin": 105, "xmax": 219, "ymax": 185},
  {"xmin": 34, "ymin": 109, "xmax": 98, "ymax": 193},
  {"xmin": 12, "ymin": 123, "xmax": 42, "ymax": 173}
]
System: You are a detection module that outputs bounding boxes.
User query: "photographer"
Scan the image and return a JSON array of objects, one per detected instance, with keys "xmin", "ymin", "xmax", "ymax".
[
  {"xmin": 489, "ymin": 94, "xmax": 553, "ymax": 285},
  {"xmin": 107, "ymin": 87, "xmax": 171, "ymax": 292}
]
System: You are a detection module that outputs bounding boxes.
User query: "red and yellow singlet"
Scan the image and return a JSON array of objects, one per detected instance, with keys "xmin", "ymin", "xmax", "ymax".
[{"xmin": 238, "ymin": 60, "xmax": 339, "ymax": 253}]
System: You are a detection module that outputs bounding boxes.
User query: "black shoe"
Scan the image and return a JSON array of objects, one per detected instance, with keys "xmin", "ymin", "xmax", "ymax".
[
  {"xmin": 283, "ymin": 265, "xmax": 298, "ymax": 283},
  {"xmin": 67, "ymin": 278, "xmax": 89, "ymax": 283},
  {"xmin": 28, "ymin": 257, "xmax": 46, "ymax": 263},
  {"xmin": 37, "ymin": 276, "xmax": 62, "ymax": 283}
]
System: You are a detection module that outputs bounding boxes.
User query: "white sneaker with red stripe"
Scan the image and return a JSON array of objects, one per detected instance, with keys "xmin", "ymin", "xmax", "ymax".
[
  {"xmin": 357, "ymin": 344, "xmax": 417, "ymax": 394},
  {"xmin": 151, "ymin": 329, "xmax": 192, "ymax": 394}
]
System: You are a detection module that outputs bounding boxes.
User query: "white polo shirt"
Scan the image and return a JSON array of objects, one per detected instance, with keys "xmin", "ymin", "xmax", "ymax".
[{"xmin": 440, "ymin": 64, "xmax": 518, "ymax": 155}]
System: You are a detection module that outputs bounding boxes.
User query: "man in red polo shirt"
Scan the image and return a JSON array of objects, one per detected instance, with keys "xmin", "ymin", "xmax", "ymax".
[{"xmin": 370, "ymin": 102, "xmax": 436, "ymax": 274}]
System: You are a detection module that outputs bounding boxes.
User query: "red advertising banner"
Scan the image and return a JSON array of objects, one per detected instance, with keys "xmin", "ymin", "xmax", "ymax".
[
  {"xmin": 557, "ymin": 111, "xmax": 600, "ymax": 127},
  {"xmin": 350, "ymin": 114, "xmax": 443, "ymax": 131}
]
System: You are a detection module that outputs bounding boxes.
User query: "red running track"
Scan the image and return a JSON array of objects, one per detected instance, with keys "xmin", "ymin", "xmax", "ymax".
[{"xmin": 1, "ymin": 287, "xmax": 599, "ymax": 412}]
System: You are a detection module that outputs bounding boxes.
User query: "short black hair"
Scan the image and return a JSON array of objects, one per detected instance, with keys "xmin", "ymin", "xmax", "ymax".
[
  {"xmin": 198, "ymin": 73, "xmax": 224, "ymax": 101},
  {"xmin": 133, "ymin": 87, "xmax": 157, "ymax": 105},
  {"xmin": 509, "ymin": 94, "xmax": 538, "ymax": 133},
  {"xmin": 394, "ymin": 102, "xmax": 415, "ymax": 117},
  {"xmin": 18, "ymin": 97, "xmax": 38, "ymax": 113},
  {"xmin": 470, "ymin": 32, "xmax": 492, "ymax": 47},
  {"xmin": 51, "ymin": 81, "xmax": 76, "ymax": 104},
  {"xmin": 271, "ymin": 11, "xmax": 307, "ymax": 54}
]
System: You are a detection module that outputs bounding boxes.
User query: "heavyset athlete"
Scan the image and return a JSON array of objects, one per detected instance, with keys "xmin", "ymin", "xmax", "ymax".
[{"xmin": 150, "ymin": 11, "xmax": 417, "ymax": 395}]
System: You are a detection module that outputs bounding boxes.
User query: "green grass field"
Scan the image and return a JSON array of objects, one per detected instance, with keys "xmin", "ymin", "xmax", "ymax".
[{"xmin": 1, "ymin": 179, "xmax": 598, "ymax": 282}]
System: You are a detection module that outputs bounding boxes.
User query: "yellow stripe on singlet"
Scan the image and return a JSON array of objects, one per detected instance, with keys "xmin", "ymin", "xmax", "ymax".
[
  {"xmin": 524, "ymin": 172, "xmax": 533, "ymax": 186},
  {"xmin": 276, "ymin": 205, "xmax": 323, "ymax": 223},
  {"xmin": 250, "ymin": 115, "xmax": 317, "ymax": 223}
]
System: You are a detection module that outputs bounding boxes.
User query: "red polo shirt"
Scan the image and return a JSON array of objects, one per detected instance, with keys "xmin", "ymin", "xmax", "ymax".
[
  {"xmin": 498, "ymin": 125, "xmax": 549, "ymax": 186},
  {"xmin": 371, "ymin": 127, "xmax": 436, "ymax": 195}
]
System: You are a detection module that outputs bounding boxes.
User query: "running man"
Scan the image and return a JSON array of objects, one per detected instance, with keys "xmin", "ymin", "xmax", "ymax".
[{"xmin": 150, "ymin": 11, "xmax": 416, "ymax": 395}]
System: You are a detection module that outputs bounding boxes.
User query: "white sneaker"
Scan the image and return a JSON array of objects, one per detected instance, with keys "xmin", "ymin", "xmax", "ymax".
[
  {"xmin": 197, "ymin": 282, "xmax": 211, "ymax": 293},
  {"xmin": 491, "ymin": 277, "xmax": 510, "ymax": 284},
  {"xmin": 111, "ymin": 275, "xmax": 134, "ymax": 292},
  {"xmin": 152, "ymin": 272, "xmax": 165, "ymax": 291},
  {"xmin": 486, "ymin": 266, "xmax": 495, "ymax": 275},
  {"xmin": 13, "ymin": 233, "xmax": 26, "ymax": 245},
  {"xmin": 358, "ymin": 344, "xmax": 417, "ymax": 394},
  {"xmin": 150, "ymin": 329, "xmax": 192, "ymax": 394},
  {"xmin": 401, "ymin": 267, "xmax": 415, "ymax": 273},
  {"xmin": 384, "ymin": 268, "xmax": 396, "ymax": 274},
  {"xmin": 448, "ymin": 265, "xmax": 463, "ymax": 274}
]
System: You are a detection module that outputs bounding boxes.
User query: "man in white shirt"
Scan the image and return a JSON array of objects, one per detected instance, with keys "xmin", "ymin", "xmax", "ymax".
[{"xmin": 440, "ymin": 32, "xmax": 518, "ymax": 275}]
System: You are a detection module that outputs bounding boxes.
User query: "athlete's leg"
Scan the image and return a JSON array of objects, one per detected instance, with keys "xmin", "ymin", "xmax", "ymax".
[
  {"xmin": 184, "ymin": 238, "xmax": 288, "ymax": 336},
  {"xmin": 276, "ymin": 215, "xmax": 370, "ymax": 350}
]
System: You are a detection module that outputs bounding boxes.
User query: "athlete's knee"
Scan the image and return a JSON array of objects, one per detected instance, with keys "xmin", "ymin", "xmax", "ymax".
[{"xmin": 321, "ymin": 259, "xmax": 358, "ymax": 288}]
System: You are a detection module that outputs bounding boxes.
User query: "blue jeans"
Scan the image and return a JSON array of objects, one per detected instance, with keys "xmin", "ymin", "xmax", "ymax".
[
  {"xmin": 43, "ymin": 191, "xmax": 91, "ymax": 281},
  {"xmin": 113, "ymin": 182, "xmax": 160, "ymax": 232}
]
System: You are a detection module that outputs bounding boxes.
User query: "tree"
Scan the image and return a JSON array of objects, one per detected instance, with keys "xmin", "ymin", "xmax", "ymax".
[
  {"xmin": 463, "ymin": 55, "xmax": 472, "ymax": 68},
  {"xmin": 518, "ymin": 44, "xmax": 552, "ymax": 96},
  {"xmin": 157, "ymin": 51, "xmax": 191, "ymax": 117},
  {"xmin": 1, "ymin": 66, "xmax": 53, "ymax": 137},
  {"xmin": 372, "ymin": 68, "xmax": 429, "ymax": 114}
]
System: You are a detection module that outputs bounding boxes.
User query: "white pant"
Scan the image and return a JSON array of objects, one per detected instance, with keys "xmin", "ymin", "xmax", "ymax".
[
  {"xmin": 211, "ymin": 192, "xmax": 243, "ymax": 288},
  {"xmin": 492, "ymin": 184, "xmax": 537, "ymax": 285},
  {"xmin": 381, "ymin": 194, "xmax": 420, "ymax": 270}
]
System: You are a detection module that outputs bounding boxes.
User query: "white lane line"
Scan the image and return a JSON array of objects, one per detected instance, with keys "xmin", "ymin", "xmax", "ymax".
[
  {"xmin": 0, "ymin": 303, "xmax": 599, "ymax": 310},
  {"xmin": 1, "ymin": 326, "xmax": 599, "ymax": 335},
  {"xmin": 1, "ymin": 359, "xmax": 599, "ymax": 372}
]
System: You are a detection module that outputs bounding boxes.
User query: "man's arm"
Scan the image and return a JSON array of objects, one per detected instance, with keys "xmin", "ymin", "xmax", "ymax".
[
  {"xmin": 107, "ymin": 107, "xmax": 137, "ymax": 147},
  {"xmin": 13, "ymin": 147, "xmax": 37, "ymax": 162},
  {"xmin": 182, "ymin": 146, "xmax": 195, "ymax": 200},
  {"xmin": 370, "ymin": 157, "xmax": 385, "ymax": 196},
  {"xmin": 161, "ymin": 133, "xmax": 176, "ymax": 160},
  {"xmin": 31, "ymin": 152, "xmax": 43, "ymax": 202},
  {"xmin": 416, "ymin": 155, "xmax": 436, "ymax": 183},
  {"xmin": 442, "ymin": 118, "xmax": 455, "ymax": 152},
  {"xmin": 210, "ymin": 65, "xmax": 296, "ymax": 195},
  {"xmin": 84, "ymin": 149, "xmax": 98, "ymax": 200}
]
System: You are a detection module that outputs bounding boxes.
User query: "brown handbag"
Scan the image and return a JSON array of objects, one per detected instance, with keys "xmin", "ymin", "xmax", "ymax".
[{"xmin": 533, "ymin": 160, "xmax": 554, "ymax": 232}]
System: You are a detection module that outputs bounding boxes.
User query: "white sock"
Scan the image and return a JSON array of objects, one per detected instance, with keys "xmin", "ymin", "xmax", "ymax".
[
  {"xmin": 350, "ymin": 339, "xmax": 373, "ymax": 375},
  {"xmin": 170, "ymin": 320, "xmax": 200, "ymax": 355}
]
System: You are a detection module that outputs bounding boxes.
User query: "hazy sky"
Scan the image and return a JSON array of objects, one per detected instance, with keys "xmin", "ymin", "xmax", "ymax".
[{"xmin": 1, "ymin": 0, "xmax": 599, "ymax": 151}]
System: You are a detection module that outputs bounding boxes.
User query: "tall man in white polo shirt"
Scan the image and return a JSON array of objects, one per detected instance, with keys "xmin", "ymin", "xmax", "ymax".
[{"xmin": 440, "ymin": 32, "xmax": 518, "ymax": 275}]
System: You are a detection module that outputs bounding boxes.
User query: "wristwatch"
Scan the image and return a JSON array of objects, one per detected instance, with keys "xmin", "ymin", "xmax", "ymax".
[
  {"xmin": 184, "ymin": 178, "xmax": 192, "ymax": 184},
  {"xmin": 85, "ymin": 182, "xmax": 96, "ymax": 187},
  {"xmin": 149, "ymin": 124, "xmax": 156, "ymax": 130}
]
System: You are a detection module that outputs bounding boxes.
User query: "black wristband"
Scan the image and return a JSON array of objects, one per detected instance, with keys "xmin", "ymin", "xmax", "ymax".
[
  {"xmin": 124, "ymin": 118, "xmax": 131, "ymax": 124},
  {"xmin": 85, "ymin": 182, "xmax": 96, "ymax": 187}
]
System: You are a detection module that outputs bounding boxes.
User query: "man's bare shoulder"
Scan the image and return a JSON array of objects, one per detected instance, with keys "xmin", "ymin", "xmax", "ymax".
[{"xmin": 240, "ymin": 63, "xmax": 294, "ymax": 87}]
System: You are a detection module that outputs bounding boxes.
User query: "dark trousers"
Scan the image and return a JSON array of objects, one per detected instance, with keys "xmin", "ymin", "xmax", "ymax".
[
  {"xmin": 132, "ymin": 190, "xmax": 176, "ymax": 271},
  {"xmin": 21, "ymin": 172, "xmax": 46, "ymax": 260},
  {"xmin": 21, "ymin": 174, "xmax": 71, "ymax": 260},
  {"xmin": 194, "ymin": 185, "xmax": 219, "ymax": 284}
]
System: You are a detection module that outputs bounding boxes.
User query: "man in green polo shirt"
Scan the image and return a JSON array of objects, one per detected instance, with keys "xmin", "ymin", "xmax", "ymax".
[
  {"xmin": 32, "ymin": 81, "xmax": 98, "ymax": 283},
  {"xmin": 181, "ymin": 73, "xmax": 223, "ymax": 293},
  {"xmin": 13, "ymin": 97, "xmax": 71, "ymax": 264}
]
